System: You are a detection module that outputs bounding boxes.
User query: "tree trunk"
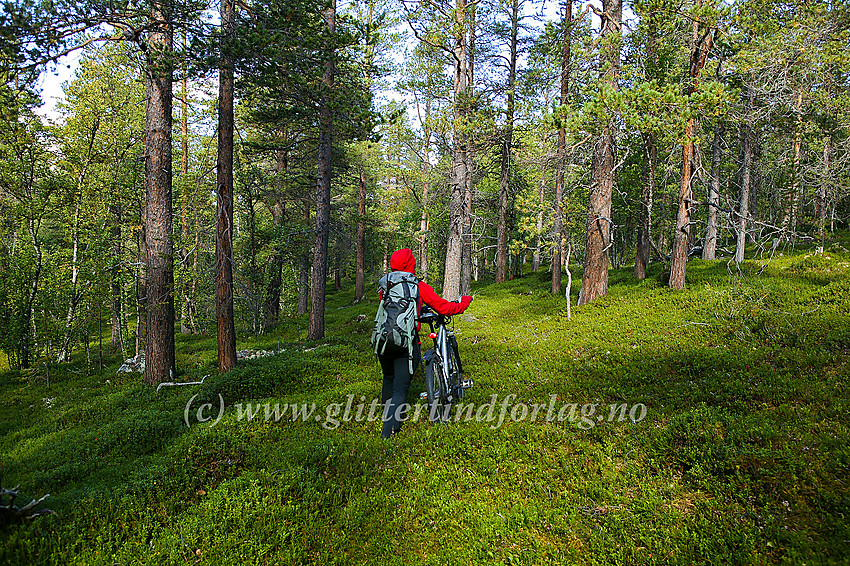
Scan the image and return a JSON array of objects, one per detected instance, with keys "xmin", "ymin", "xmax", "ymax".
[
  {"xmin": 830, "ymin": 199, "xmax": 836, "ymax": 232},
  {"xmin": 465, "ymin": 1, "xmax": 476, "ymax": 291},
  {"xmin": 496, "ymin": 0, "xmax": 519, "ymax": 284},
  {"xmin": 461, "ymin": 177, "xmax": 473, "ymax": 295},
  {"xmin": 460, "ymin": 1, "xmax": 475, "ymax": 297},
  {"xmin": 189, "ymin": 215, "xmax": 199, "ymax": 330},
  {"xmin": 354, "ymin": 166, "xmax": 367, "ymax": 301},
  {"xmin": 552, "ymin": 132, "xmax": 564, "ymax": 293},
  {"xmin": 817, "ymin": 136, "xmax": 830, "ymax": 253},
  {"xmin": 381, "ymin": 241, "xmax": 389, "ymax": 273},
  {"xmin": 263, "ymin": 237, "xmax": 285, "ymax": 330},
  {"xmin": 552, "ymin": 0, "xmax": 572, "ymax": 294},
  {"xmin": 749, "ymin": 136, "xmax": 760, "ymax": 230},
  {"xmin": 669, "ymin": 18, "xmax": 715, "ymax": 289},
  {"xmin": 635, "ymin": 132, "xmax": 656, "ymax": 279},
  {"xmin": 110, "ymin": 201, "xmax": 124, "ymax": 352},
  {"xmin": 783, "ymin": 88, "xmax": 804, "ymax": 237},
  {"xmin": 20, "ymin": 220, "xmax": 42, "ymax": 369},
  {"xmin": 419, "ymin": 96, "xmax": 431, "ymax": 279},
  {"xmin": 578, "ymin": 0, "xmax": 620, "ymax": 304},
  {"xmin": 656, "ymin": 190, "xmax": 670, "ymax": 259},
  {"xmin": 334, "ymin": 247, "xmax": 342, "ymax": 291},
  {"xmin": 634, "ymin": 6, "xmax": 660, "ymax": 280},
  {"xmin": 494, "ymin": 142, "xmax": 507, "ymax": 280},
  {"xmin": 263, "ymin": 234, "xmax": 285, "ymax": 329},
  {"xmin": 297, "ymin": 199, "xmax": 311, "ymax": 316},
  {"xmin": 816, "ymin": 75, "xmax": 834, "ymax": 254},
  {"xmin": 444, "ymin": 159, "xmax": 465, "ymax": 299},
  {"xmin": 58, "ymin": 202, "xmax": 81, "ymax": 363},
  {"xmin": 669, "ymin": 126, "xmax": 695, "ymax": 288},
  {"xmin": 216, "ymin": 0, "xmax": 237, "ymax": 371},
  {"xmin": 263, "ymin": 152, "xmax": 287, "ymax": 330},
  {"xmin": 533, "ymin": 166, "xmax": 545, "ymax": 272},
  {"xmin": 246, "ymin": 186, "xmax": 261, "ymax": 333},
  {"xmin": 443, "ymin": 0, "xmax": 470, "ymax": 300},
  {"xmin": 734, "ymin": 82, "xmax": 754, "ymax": 265},
  {"xmin": 702, "ymin": 125, "xmax": 722, "ymax": 260},
  {"xmin": 135, "ymin": 203, "xmax": 146, "ymax": 358},
  {"xmin": 308, "ymin": 2, "xmax": 336, "ymax": 340},
  {"xmin": 143, "ymin": 0, "xmax": 176, "ymax": 385},
  {"xmin": 564, "ymin": 240, "xmax": 572, "ymax": 321},
  {"xmin": 179, "ymin": 26, "xmax": 196, "ymax": 335}
]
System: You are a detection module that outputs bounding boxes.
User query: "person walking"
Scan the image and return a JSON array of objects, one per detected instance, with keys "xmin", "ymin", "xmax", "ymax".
[{"xmin": 373, "ymin": 248, "xmax": 472, "ymax": 439}]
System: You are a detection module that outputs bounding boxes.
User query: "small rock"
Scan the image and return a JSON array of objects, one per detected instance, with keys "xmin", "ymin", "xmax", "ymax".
[
  {"xmin": 117, "ymin": 352, "xmax": 145, "ymax": 374},
  {"xmin": 236, "ymin": 349, "xmax": 278, "ymax": 360}
]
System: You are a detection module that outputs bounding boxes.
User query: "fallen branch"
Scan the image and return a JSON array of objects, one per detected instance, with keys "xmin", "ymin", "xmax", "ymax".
[
  {"xmin": 0, "ymin": 485, "xmax": 55, "ymax": 524},
  {"xmin": 156, "ymin": 374, "xmax": 210, "ymax": 393}
]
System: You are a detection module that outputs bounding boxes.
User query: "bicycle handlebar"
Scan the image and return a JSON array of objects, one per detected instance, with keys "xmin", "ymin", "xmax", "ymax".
[{"xmin": 418, "ymin": 310, "xmax": 450, "ymax": 327}]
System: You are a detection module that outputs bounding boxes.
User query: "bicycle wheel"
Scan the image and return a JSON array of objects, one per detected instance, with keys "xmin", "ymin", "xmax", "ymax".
[
  {"xmin": 446, "ymin": 335, "xmax": 464, "ymax": 401},
  {"xmin": 425, "ymin": 355, "xmax": 450, "ymax": 421}
]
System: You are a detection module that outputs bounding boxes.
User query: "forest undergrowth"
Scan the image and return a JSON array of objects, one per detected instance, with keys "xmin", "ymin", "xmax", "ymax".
[{"xmin": 1, "ymin": 238, "xmax": 848, "ymax": 565}]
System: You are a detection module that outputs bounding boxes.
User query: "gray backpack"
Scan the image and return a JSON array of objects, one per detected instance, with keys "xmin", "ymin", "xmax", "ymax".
[{"xmin": 371, "ymin": 271, "xmax": 420, "ymax": 372}]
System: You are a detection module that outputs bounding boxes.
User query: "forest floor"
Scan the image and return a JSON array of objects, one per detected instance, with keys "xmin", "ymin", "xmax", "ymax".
[{"xmin": 1, "ymin": 236, "xmax": 849, "ymax": 565}]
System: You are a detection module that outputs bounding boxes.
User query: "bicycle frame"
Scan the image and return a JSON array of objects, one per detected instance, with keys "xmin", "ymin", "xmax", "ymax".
[
  {"xmin": 421, "ymin": 312, "xmax": 465, "ymax": 403},
  {"xmin": 432, "ymin": 320, "xmax": 453, "ymax": 397}
]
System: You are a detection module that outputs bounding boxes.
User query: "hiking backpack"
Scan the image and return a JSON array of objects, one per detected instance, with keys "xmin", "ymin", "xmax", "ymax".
[{"xmin": 371, "ymin": 271, "xmax": 420, "ymax": 372}]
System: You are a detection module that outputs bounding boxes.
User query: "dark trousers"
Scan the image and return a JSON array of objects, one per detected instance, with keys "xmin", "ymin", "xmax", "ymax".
[{"xmin": 378, "ymin": 341, "xmax": 420, "ymax": 439}]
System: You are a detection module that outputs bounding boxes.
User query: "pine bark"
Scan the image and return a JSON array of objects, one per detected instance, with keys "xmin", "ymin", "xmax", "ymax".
[
  {"xmin": 308, "ymin": 2, "xmax": 336, "ymax": 340},
  {"xmin": 460, "ymin": 1, "xmax": 475, "ymax": 296},
  {"xmin": 143, "ymin": 0, "xmax": 176, "ymax": 385},
  {"xmin": 669, "ymin": 18, "xmax": 715, "ymax": 289},
  {"xmin": 443, "ymin": 0, "xmax": 470, "ymax": 300},
  {"xmin": 216, "ymin": 0, "xmax": 237, "ymax": 371},
  {"xmin": 578, "ymin": 0, "xmax": 620, "ymax": 304},
  {"xmin": 669, "ymin": 125, "xmax": 695, "ymax": 288}
]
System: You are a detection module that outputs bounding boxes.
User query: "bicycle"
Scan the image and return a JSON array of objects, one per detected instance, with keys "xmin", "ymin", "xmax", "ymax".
[{"xmin": 418, "ymin": 307, "xmax": 473, "ymax": 421}]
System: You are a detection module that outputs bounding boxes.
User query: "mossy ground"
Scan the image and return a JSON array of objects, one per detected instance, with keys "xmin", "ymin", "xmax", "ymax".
[{"xmin": 1, "ymin": 237, "xmax": 849, "ymax": 565}]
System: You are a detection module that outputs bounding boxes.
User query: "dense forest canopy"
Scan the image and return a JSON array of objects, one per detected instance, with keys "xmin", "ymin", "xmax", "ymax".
[{"xmin": 0, "ymin": 0, "xmax": 848, "ymax": 378}]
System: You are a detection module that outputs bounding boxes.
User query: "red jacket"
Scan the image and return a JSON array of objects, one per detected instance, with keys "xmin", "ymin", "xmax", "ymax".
[{"xmin": 386, "ymin": 248, "xmax": 472, "ymax": 319}]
